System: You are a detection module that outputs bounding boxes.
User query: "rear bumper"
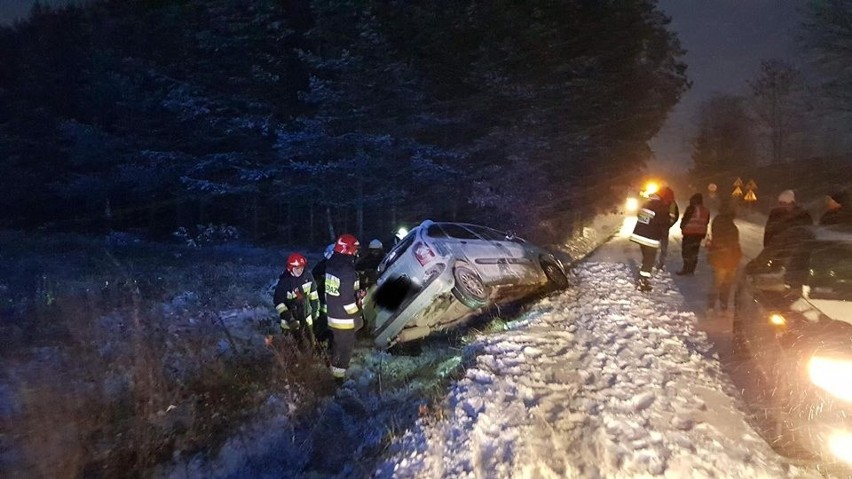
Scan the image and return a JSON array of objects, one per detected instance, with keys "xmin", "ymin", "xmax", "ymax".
[{"xmin": 372, "ymin": 264, "xmax": 454, "ymax": 348}]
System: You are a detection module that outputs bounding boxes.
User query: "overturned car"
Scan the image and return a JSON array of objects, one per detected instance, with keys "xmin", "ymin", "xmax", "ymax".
[{"xmin": 363, "ymin": 220, "xmax": 569, "ymax": 348}]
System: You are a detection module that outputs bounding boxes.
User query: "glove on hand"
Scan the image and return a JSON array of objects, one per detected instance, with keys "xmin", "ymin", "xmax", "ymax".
[{"xmin": 288, "ymin": 319, "xmax": 301, "ymax": 331}]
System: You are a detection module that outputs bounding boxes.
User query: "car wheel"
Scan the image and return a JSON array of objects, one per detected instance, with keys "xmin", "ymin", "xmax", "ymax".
[
  {"xmin": 451, "ymin": 265, "xmax": 489, "ymax": 309},
  {"xmin": 541, "ymin": 259, "xmax": 569, "ymax": 289}
]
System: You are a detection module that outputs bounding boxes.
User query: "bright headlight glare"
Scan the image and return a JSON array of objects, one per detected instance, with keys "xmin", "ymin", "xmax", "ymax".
[
  {"xmin": 769, "ymin": 313, "xmax": 786, "ymax": 326},
  {"xmin": 829, "ymin": 431, "xmax": 852, "ymax": 464},
  {"xmin": 808, "ymin": 356, "xmax": 852, "ymax": 403},
  {"xmin": 625, "ymin": 197, "xmax": 639, "ymax": 212}
]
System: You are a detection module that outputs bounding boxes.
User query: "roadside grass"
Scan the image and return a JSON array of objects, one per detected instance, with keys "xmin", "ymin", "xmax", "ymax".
[{"xmin": 0, "ymin": 231, "xmax": 333, "ymax": 477}]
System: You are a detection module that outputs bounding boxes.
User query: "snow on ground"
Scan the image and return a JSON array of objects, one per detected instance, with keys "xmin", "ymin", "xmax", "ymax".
[{"xmin": 377, "ymin": 220, "xmax": 820, "ymax": 479}]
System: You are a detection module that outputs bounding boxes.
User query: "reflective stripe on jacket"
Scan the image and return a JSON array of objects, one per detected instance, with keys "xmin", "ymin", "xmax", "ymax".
[{"xmin": 324, "ymin": 252, "xmax": 361, "ymax": 330}]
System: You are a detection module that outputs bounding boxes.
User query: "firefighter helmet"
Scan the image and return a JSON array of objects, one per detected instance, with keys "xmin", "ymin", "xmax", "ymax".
[
  {"xmin": 369, "ymin": 239, "xmax": 383, "ymax": 249},
  {"xmin": 286, "ymin": 253, "xmax": 307, "ymax": 272},
  {"xmin": 334, "ymin": 234, "xmax": 360, "ymax": 255}
]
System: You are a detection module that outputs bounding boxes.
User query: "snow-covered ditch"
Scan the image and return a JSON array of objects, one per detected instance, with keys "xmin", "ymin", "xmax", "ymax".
[{"xmin": 376, "ymin": 262, "xmax": 819, "ymax": 478}]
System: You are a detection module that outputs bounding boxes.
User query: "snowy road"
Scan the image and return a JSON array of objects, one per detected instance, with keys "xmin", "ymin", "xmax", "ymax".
[{"xmin": 378, "ymin": 217, "xmax": 821, "ymax": 478}]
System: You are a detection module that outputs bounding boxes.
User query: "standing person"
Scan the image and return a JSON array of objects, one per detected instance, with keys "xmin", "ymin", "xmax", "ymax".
[
  {"xmin": 324, "ymin": 234, "xmax": 363, "ymax": 383},
  {"xmin": 676, "ymin": 193, "xmax": 710, "ymax": 276},
  {"xmin": 272, "ymin": 253, "xmax": 319, "ymax": 347},
  {"xmin": 630, "ymin": 192, "xmax": 670, "ymax": 292},
  {"xmin": 763, "ymin": 190, "xmax": 813, "ymax": 247},
  {"xmin": 656, "ymin": 186, "xmax": 679, "ymax": 270},
  {"xmin": 355, "ymin": 239, "xmax": 385, "ymax": 290},
  {"xmin": 311, "ymin": 243, "xmax": 335, "ymax": 348},
  {"xmin": 707, "ymin": 201, "xmax": 742, "ymax": 314},
  {"xmin": 819, "ymin": 189, "xmax": 852, "ymax": 225}
]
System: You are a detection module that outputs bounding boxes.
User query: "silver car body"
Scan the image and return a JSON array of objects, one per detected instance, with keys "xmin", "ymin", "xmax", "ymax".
[{"xmin": 365, "ymin": 220, "xmax": 567, "ymax": 348}]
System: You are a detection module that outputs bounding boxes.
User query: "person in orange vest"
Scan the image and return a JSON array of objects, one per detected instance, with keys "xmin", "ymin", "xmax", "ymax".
[{"xmin": 676, "ymin": 193, "xmax": 710, "ymax": 276}]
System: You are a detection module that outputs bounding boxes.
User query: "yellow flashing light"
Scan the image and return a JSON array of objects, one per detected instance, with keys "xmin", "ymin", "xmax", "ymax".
[{"xmin": 769, "ymin": 313, "xmax": 786, "ymax": 326}]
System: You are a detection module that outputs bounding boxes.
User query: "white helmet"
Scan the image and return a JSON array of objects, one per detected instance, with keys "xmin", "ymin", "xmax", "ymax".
[{"xmin": 369, "ymin": 239, "xmax": 383, "ymax": 249}]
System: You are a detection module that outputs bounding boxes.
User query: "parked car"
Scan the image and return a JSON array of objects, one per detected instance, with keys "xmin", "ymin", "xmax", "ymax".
[
  {"xmin": 733, "ymin": 225, "xmax": 852, "ymax": 467},
  {"xmin": 363, "ymin": 220, "xmax": 569, "ymax": 348}
]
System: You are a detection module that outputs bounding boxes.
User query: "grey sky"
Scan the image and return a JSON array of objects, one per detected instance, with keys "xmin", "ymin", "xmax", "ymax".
[{"xmin": 651, "ymin": 0, "xmax": 807, "ymax": 171}]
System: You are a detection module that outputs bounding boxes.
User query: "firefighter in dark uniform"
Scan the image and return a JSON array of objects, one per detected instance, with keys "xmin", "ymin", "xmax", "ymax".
[
  {"xmin": 272, "ymin": 253, "xmax": 319, "ymax": 347},
  {"xmin": 629, "ymin": 192, "xmax": 670, "ymax": 292},
  {"xmin": 324, "ymin": 234, "xmax": 363, "ymax": 382}
]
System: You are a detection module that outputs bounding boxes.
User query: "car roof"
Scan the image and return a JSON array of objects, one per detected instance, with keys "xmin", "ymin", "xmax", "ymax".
[{"xmin": 796, "ymin": 225, "xmax": 852, "ymax": 243}]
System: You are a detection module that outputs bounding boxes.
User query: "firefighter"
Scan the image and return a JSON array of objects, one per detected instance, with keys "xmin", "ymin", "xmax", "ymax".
[
  {"xmin": 629, "ymin": 192, "xmax": 670, "ymax": 292},
  {"xmin": 324, "ymin": 234, "xmax": 363, "ymax": 382},
  {"xmin": 272, "ymin": 253, "xmax": 319, "ymax": 348}
]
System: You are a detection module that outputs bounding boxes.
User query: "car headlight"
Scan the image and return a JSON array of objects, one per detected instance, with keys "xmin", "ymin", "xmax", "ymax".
[
  {"xmin": 625, "ymin": 197, "xmax": 639, "ymax": 213},
  {"xmin": 829, "ymin": 430, "xmax": 852, "ymax": 465},
  {"xmin": 808, "ymin": 355, "xmax": 852, "ymax": 402}
]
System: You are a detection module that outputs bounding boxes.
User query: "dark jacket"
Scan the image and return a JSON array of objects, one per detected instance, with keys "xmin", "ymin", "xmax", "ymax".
[
  {"xmin": 819, "ymin": 207, "xmax": 852, "ymax": 226},
  {"xmin": 709, "ymin": 213, "xmax": 742, "ymax": 271},
  {"xmin": 324, "ymin": 252, "xmax": 361, "ymax": 330},
  {"xmin": 681, "ymin": 193, "xmax": 710, "ymax": 238},
  {"xmin": 311, "ymin": 258, "xmax": 329, "ymax": 315},
  {"xmin": 630, "ymin": 195, "xmax": 670, "ymax": 248},
  {"xmin": 273, "ymin": 270, "xmax": 319, "ymax": 323},
  {"xmin": 355, "ymin": 249, "xmax": 384, "ymax": 289},
  {"xmin": 764, "ymin": 205, "xmax": 813, "ymax": 247}
]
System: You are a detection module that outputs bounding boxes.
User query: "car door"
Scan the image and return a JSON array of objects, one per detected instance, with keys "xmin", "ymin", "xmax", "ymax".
[
  {"xmin": 435, "ymin": 223, "xmax": 504, "ymax": 283},
  {"xmin": 465, "ymin": 224, "xmax": 536, "ymax": 282}
]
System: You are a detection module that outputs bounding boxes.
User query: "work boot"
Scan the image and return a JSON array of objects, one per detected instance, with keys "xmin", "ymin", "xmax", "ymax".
[{"xmin": 637, "ymin": 277, "xmax": 652, "ymax": 292}]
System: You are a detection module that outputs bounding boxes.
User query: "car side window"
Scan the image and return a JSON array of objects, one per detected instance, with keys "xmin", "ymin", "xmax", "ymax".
[
  {"xmin": 426, "ymin": 224, "xmax": 448, "ymax": 238},
  {"xmin": 437, "ymin": 223, "xmax": 480, "ymax": 240},
  {"xmin": 807, "ymin": 243, "xmax": 852, "ymax": 299},
  {"xmin": 465, "ymin": 225, "xmax": 507, "ymax": 242}
]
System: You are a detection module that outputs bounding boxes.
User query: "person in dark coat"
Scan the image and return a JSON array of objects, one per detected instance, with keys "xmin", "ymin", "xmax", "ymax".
[
  {"xmin": 677, "ymin": 193, "xmax": 710, "ymax": 276},
  {"xmin": 707, "ymin": 201, "xmax": 742, "ymax": 313},
  {"xmin": 763, "ymin": 189, "xmax": 813, "ymax": 247},
  {"xmin": 819, "ymin": 189, "xmax": 852, "ymax": 226},
  {"xmin": 355, "ymin": 238, "xmax": 385, "ymax": 290},
  {"xmin": 310, "ymin": 243, "xmax": 335, "ymax": 348},
  {"xmin": 630, "ymin": 192, "xmax": 670, "ymax": 292},
  {"xmin": 656, "ymin": 186, "xmax": 679, "ymax": 270}
]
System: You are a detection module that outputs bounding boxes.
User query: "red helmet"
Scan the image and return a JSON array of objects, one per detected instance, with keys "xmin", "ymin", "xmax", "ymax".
[
  {"xmin": 334, "ymin": 234, "xmax": 360, "ymax": 255},
  {"xmin": 286, "ymin": 253, "xmax": 307, "ymax": 272}
]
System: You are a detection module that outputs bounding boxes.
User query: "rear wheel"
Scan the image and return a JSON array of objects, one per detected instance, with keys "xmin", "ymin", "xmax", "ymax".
[
  {"xmin": 452, "ymin": 265, "xmax": 489, "ymax": 309},
  {"xmin": 541, "ymin": 260, "xmax": 569, "ymax": 289}
]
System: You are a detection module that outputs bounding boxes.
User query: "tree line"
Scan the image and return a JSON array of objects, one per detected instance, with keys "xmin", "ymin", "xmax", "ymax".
[
  {"xmin": 690, "ymin": 1, "xmax": 852, "ymax": 192},
  {"xmin": 0, "ymin": 0, "xmax": 688, "ymax": 244}
]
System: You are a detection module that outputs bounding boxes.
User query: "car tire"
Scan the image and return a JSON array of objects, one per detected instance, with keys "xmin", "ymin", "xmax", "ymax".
[
  {"xmin": 451, "ymin": 265, "xmax": 489, "ymax": 309},
  {"xmin": 541, "ymin": 259, "xmax": 569, "ymax": 289}
]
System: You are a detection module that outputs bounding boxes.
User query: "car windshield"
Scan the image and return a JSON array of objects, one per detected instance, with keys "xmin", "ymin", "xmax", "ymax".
[{"xmin": 807, "ymin": 242, "xmax": 852, "ymax": 300}]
